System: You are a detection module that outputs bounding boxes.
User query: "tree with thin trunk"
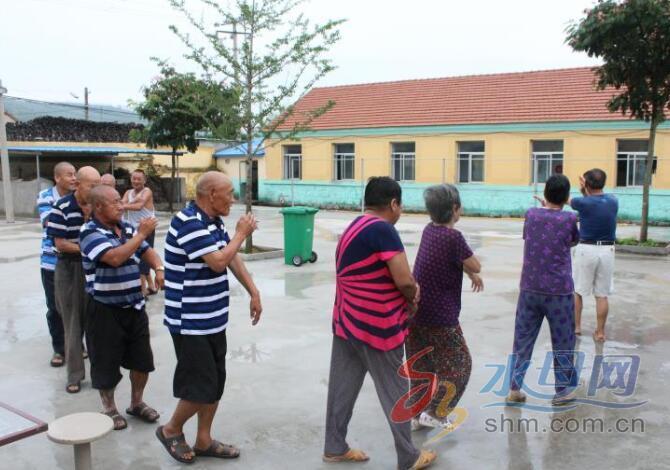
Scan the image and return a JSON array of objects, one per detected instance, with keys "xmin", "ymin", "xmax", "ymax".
[
  {"xmin": 168, "ymin": 0, "xmax": 343, "ymax": 253},
  {"xmin": 134, "ymin": 61, "xmax": 239, "ymax": 212},
  {"xmin": 567, "ymin": 0, "xmax": 670, "ymax": 241}
]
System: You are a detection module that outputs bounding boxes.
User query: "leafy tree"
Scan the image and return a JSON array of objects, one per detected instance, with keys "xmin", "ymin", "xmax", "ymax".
[
  {"xmin": 134, "ymin": 61, "xmax": 240, "ymax": 211},
  {"xmin": 567, "ymin": 0, "xmax": 670, "ymax": 241},
  {"xmin": 168, "ymin": 0, "xmax": 343, "ymax": 252}
]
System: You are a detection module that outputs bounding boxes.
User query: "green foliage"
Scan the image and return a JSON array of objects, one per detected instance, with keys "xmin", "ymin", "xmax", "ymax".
[
  {"xmin": 167, "ymin": 0, "xmax": 343, "ymax": 159},
  {"xmin": 134, "ymin": 61, "xmax": 240, "ymax": 152},
  {"xmin": 566, "ymin": 0, "xmax": 670, "ymax": 124},
  {"xmin": 128, "ymin": 128, "xmax": 148, "ymax": 143},
  {"xmin": 617, "ymin": 237, "xmax": 668, "ymax": 247}
]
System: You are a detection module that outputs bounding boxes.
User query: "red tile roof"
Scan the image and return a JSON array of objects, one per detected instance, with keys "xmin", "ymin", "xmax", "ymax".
[{"xmin": 278, "ymin": 67, "xmax": 625, "ymax": 131}]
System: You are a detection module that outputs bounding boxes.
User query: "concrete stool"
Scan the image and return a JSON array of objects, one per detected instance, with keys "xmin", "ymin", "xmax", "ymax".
[{"xmin": 47, "ymin": 412, "xmax": 113, "ymax": 470}]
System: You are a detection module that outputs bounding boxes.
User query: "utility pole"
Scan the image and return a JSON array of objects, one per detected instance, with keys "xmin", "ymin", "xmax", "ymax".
[
  {"xmin": 0, "ymin": 80, "xmax": 15, "ymax": 223},
  {"xmin": 84, "ymin": 87, "xmax": 89, "ymax": 121}
]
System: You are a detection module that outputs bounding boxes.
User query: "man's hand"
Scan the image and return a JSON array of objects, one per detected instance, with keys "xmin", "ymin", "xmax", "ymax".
[
  {"xmin": 250, "ymin": 293, "xmax": 262, "ymax": 325},
  {"xmin": 236, "ymin": 213, "xmax": 258, "ymax": 238},
  {"xmin": 154, "ymin": 270, "xmax": 165, "ymax": 290},
  {"xmin": 138, "ymin": 217, "xmax": 158, "ymax": 238},
  {"xmin": 468, "ymin": 273, "xmax": 484, "ymax": 292},
  {"xmin": 533, "ymin": 195, "xmax": 546, "ymax": 207},
  {"xmin": 579, "ymin": 175, "xmax": 589, "ymax": 196}
]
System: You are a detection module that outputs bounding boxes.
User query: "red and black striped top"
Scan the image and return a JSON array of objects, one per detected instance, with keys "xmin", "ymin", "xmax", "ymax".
[{"xmin": 332, "ymin": 214, "xmax": 408, "ymax": 351}]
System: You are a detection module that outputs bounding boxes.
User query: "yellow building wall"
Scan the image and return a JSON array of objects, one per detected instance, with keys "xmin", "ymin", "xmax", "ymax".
[{"xmin": 266, "ymin": 128, "xmax": 670, "ymax": 189}]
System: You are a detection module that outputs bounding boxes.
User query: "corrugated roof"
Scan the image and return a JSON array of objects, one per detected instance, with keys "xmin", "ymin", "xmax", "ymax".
[
  {"xmin": 213, "ymin": 139, "xmax": 265, "ymax": 158},
  {"xmin": 277, "ymin": 67, "xmax": 626, "ymax": 131},
  {"xmin": 4, "ymin": 96, "xmax": 145, "ymax": 124},
  {"xmin": 7, "ymin": 146, "xmax": 185, "ymax": 155}
]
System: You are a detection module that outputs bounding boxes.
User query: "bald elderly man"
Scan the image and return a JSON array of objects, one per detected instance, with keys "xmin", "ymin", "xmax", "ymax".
[
  {"xmin": 100, "ymin": 173, "xmax": 117, "ymax": 188},
  {"xmin": 37, "ymin": 161, "xmax": 76, "ymax": 368},
  {"xmin": 80, "ymin": 185, "xmax": 163, "ymax": 430},
  {"xmin": 157, "ymin": 172, "xmax": 261, "ymax": 463},
  {"xmin": 47, "ymin": 166, "xmax": 100, "ymax": 393}
]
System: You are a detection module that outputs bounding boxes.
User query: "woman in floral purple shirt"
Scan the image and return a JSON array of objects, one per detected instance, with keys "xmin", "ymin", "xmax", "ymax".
[
  {"xmin": 507, "ymin": 174, "xmax": 580, "ymax": 407},
  {"xmin": 407, "ymin": 184, "xmax": 482, "ymax": 431}
]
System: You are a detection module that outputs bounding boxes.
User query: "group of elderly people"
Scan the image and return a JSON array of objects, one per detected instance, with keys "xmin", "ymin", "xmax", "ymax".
[{"xmin": 35, "ymin": 160, "xmax": 617, "ymax": 469}]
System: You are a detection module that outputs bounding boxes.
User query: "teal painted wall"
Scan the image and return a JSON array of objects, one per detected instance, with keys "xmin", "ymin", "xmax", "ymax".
[{"xmin": 259, "ymin": 180, "xmax": 670, "ymax": 223}]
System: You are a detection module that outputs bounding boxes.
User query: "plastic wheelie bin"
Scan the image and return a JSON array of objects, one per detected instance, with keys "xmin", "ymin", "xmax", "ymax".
[{"xmin": 280, "ymin": 206, "xmax": 319, "ymax": 266}]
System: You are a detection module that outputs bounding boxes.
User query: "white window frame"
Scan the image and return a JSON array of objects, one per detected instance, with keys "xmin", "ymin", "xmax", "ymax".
[
  {"xmin": 333, "ymin": 144, "xmax": 355, "ymax": 181},
  {"xmin": 531, "ymin": 152, "xmax": 563, "ymax": 184},
  {"xmin": 283, "ymin": 146, "xmax": 302, "ymax": 180},
  {"xmin": 617, "ymin": 151, "xmax": 648, "ymax": 187},
  {"xmin": 457, "ymin": 151, "xmax": 485, "ymax": 183},
  {"xmin": 391, "ymin": 144, "xmax": 416, "ymax": 181}
]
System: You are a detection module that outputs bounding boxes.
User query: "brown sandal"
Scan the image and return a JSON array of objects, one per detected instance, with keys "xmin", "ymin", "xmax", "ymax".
[
  {"xmin": 323, "ymin": 448, "xmax": 369, "ymax": 463},
  {"xmin": 194, "ymin": 440, "xmax": 240, "ymax": 459},
  {"xmin": 65, "ymin": 382, "xmax": 80, "ymax": 394},
  {"xmin": 156, "ymin": 426, "xmax": 195, "ymax": 464},
  {"xmin": 126, "ymin": 402, "xmax": 160, "ymax": 423},
  {"xmin": 103, "ymin": 410, "xmax": 128, "ymax": 430},
  {"xmin": 50, "ymin": 353, "xmax": 64, "ymax": 367}
]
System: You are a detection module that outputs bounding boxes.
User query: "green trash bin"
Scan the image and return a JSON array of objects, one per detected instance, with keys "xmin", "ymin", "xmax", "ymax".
[{"xmin": 280, "ymin": 206, "xmax": 319, "ymax": 266}]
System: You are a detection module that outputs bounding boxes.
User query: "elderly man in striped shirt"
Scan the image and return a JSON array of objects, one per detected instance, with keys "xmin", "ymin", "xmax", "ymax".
[
  {"xmin": 47, "ymin": 166, "xmax": 100, "ymax": 394},
  {"xmin": 36, "ymin": 161, "xmax": 76, "ymax": 368},
  {"xmin": 156, "ymin": 171, "xmax": 261, "ymax": 464},
  {"xmin": 80, "ymin": 184, "xmax": 163, "ymax": 430}
]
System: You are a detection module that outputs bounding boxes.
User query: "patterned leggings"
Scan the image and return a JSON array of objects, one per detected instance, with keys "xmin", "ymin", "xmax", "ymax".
[
  {"xmin": 405, "ymin": 324, "xmax": 472, "ymax": 417},
  {"xmin": 510, "ymin": 291, "xmax": 577, "ymax": 394}
]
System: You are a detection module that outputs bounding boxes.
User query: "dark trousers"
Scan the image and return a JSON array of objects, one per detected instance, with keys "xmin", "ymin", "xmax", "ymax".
[
  {"xmin": 41, "ymin": 268, "xmax": 65, "ymax": 355},
  {"xmin": 324, "ymin": 336, "xmax": 420, "ymax": 470},
  {"xmin": 510, "ymin": 291, "xmax": 577, "ymax": 394}
]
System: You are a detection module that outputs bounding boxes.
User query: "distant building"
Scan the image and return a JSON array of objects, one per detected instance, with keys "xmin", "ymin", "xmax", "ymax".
[{"xmin": 264, "ymin": 67, "xmax": 670, "ymax": 222}]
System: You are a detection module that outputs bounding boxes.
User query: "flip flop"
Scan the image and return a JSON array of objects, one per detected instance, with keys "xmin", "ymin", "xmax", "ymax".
[
  {"xmin": 323, "ymin": 448, "xmax": 369, "ymax": 463},
  {"xmin": 409, "ymin": 449, "xmax": 438, "ymax": 470},
  {"xmin": 126, "ymin": 402, "xmax": 160, "ymax": 423},
  {"xmin": 194, "ymin": 440, "xmax": 240, "ymax": 459},
  {"xmin": 103, "ymin": 410, "xmax": 128, "ymax": 430},
  {"xmin": 155, "ymin": 426, "xmax": 195, "ymax": 464}
]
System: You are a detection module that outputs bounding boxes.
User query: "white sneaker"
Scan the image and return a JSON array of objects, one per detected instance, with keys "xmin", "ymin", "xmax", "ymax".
[
  {"xmin": 410, "ymin": 418, "xmax": 425, "ymax": 432},
  {"xmin": 417, "ymin": 412, "xmax": 454, "ymax": 430}
]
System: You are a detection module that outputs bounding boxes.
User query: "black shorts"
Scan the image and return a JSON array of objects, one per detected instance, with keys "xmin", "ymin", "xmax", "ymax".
[
  {"xmin": 87, "ymin": 300, "xmax": 155, "ymax": 390},
  {"xmin": 171, "ymin": 330, "xmax": 227, "ymax": 404}
]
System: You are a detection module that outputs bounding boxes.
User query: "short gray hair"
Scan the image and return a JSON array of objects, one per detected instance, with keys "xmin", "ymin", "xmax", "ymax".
[{"xmin": 424, "ymin": 184, "xmax": 461, "ymax": 224}]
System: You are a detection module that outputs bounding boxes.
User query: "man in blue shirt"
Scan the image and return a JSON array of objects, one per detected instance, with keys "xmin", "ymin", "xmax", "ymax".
[
  {"xmin": 47, "ymin": 166, "xmax": 100, "ymax": 393},
  {"xmin": 36, "ymin": 161, "xmax": 76, "ymax": 367},
  {"xmin": 157, "ymin": 172, "xmax": 261, "ymax": 464},
  {"xmin": 570, "ymin": 168, "xmax": 618, "ymax": 343},
  {"xmin": 81, "ymin": 184, "xmax": 163, "ymax": 431}
]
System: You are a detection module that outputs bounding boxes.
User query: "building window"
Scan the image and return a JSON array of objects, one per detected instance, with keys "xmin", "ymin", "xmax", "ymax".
[
  {"xmin": 532, "ymin": 140, "xmax": 563, "ymax": 184},
  {"xmin": 391, "ymin": 142, "xmax": 416, "ymax": 181},
  {"xmin": 617, "ymin": 140, "xmax": 652, "ymax": 187},
  {"xmin": 283, "ymin": 145, "xmax": 302, "ymax": 180},
  {"xmin": 334, "ymin": 143, "xmax": 355, "ymax": 180},
  {"xmin": 458, "ymin": 141, "xmax": 485, "ymax": 183}
]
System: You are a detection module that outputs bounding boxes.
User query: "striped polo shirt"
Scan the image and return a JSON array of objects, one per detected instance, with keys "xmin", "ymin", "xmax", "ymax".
[
  {"xmin": 36, "ymin": 186, "xmax": 63, "ymax": 270},
  {"xmin": 80, "ymin": 218, "xmax": 149, "ymax": 310},
  {"xmin": 164, "ymin": 202, "xmax": 231, "ymax": 335},
  {"xmin": 333, "ymin": 215, "xmax": 408, "ymax": 351},
  {"xmin": 46, "ymin": 193, "xmax": 85, "ymax": 248}
]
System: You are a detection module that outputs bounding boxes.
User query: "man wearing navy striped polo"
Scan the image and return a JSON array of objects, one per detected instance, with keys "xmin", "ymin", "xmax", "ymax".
[
  {"xmin": 80, "ymin": 184, "xmax": 163, "ymax": 431},
  {"xmin": 47, "ymin": 166, "xmax": 100, "ymax": 394},
  {"xmin": 157, "ymin": 172, "xmax": 261, "ymax": 464},
  {"xmin": 36, "ymin": 161, "xmax": 76, "ymax": 368}
]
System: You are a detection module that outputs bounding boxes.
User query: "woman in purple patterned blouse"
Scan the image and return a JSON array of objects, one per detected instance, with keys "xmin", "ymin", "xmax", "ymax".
[
  {"xmin": 407, "ymin": 184, "xmax": 482, "ymax": 431},
  {"xmin": 506, "ymin": 174, "xmax": 580, "ymax": 407}
]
